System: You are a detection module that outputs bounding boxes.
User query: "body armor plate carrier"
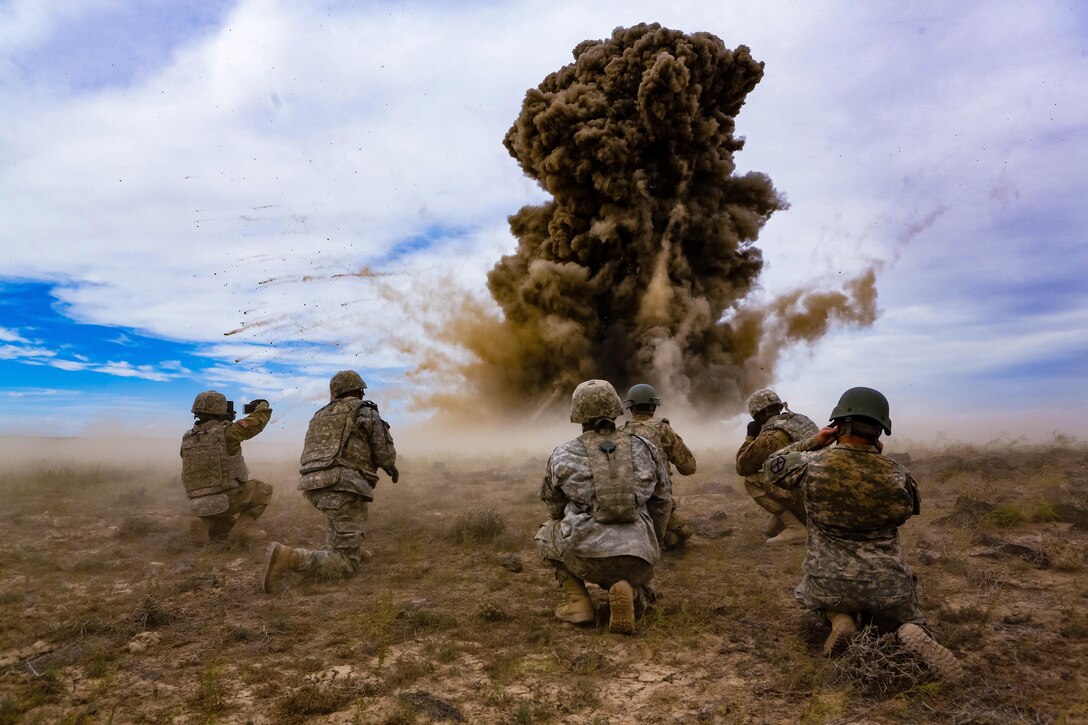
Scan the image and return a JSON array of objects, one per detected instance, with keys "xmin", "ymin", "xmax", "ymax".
[
  {"xmin": 762, "ymin": 411, "xmax": 819, "ymax": 442},
  {"xmin": 298, "ymin": 397, "xmax": 375, "ymax": 490},
  {"xmin": 181, "ymin": 421, "xmax": 248, "ymax": 499},
  {"xmin": 579, "ymin": 431, "xmax": 638, "ymax": 524}
]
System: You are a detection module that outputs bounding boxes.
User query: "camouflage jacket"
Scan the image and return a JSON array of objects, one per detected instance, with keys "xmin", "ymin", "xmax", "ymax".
[
  {"xmin": 298, "ymin": 399, "xmax": 396, "ymax": 499},
  {"xmin": 621, "ymin": 414, "xmax": 697, "ymax": 475},
  {"xmin": 763, "ymin": 437, "xmax": 921, "ymax": 609},
  {"xmin": 536, "ymin": 430, "xmax": 671, "ymax": 565},
  {"xmin": 735, "ymin": 410, "xmax": 818, "ymax": 478},
  {"xmin": 180, "ymin": 402, "xmax": 271, "ymax": 503}
]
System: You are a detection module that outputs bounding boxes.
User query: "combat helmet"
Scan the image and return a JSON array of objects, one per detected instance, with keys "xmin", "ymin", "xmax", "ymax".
[
  {"xmin": 747, "ymin": 388, "xmax": 783, "ymax": 418},
  {"xmin": 330, "ymin": 370, "xmax": 367, "ymax": 398},
  {"xmin": 829, "ymin": 386, "xmax": 892, "ymax": 435},
  {"xmin": 192, "ymin": 390, "xmax": 229, "ymax": 417},
  {"xmin": 570, "ymin": 379, "xmax": 624, "ymax": 424},
  {"xmin": 624, "ymin": 383, "xmax": 661, "ymax": 409}
]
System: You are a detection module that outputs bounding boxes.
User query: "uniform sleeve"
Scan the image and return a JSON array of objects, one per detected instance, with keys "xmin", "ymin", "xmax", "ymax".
[
  {"xmin": 643, "ymin": 440, "xmax": 673, "ymax": 542},
  {"xmin": 357, "ymin": 403, "xmax": 397, "ymax": 471},
  {"xmin": 762, "ymin": 440, "xmax": 818, "ymax": 492},
  {"xmin": 224, "ymin": 402, "xmax": 272, "ymax": 454},
  {"xmin": 735, "ymin": 428, "xmax": 791, "ymax": 476},
  {"xmin": 661, "ymin": 422, "xmax": 697, "ymax": 475},
  {"xmin": 539, "ymin": 454, "xmax": 567, "ymax": 520}
]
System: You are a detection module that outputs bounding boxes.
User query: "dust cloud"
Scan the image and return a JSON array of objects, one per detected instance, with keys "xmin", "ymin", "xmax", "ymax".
[{"xmin": 438, "ymin": 23, "xmax": 878, "ymax": 419}]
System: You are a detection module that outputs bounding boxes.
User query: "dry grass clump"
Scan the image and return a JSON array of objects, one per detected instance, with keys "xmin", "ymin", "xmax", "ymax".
[
  {"xmin": 273, "ymin": 681, "xmax": 358, "ymax": 720},
  {"xmin": 831, "ymin": 626, "xmax": 932, "ymax": 697},
  {"xmin": 132, "ymin": 593, "xmax": 181, "ymax": 629},
  {"xmin": 446, "ymin": 508, "xmax": 507, "ymax": 544}
]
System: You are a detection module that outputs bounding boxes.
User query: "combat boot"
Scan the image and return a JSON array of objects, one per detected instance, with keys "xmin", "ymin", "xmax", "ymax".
[
  {"xmin": 227, "ymin": 513, "xmax": 267, "ymax": 544},
  {"xmin": 897, "ymin": 623, "xmax": 963, "ymax": 681},
  {"xmin": 662, "ymin": 513, "xmax": 694, "ymax": 550},
  {"xmin": 261, "ymin": 542, "xmax": 300, "ymax": 593},
  {"xmin": 822, "ymin": 611, "xmax": 858, "ymax": 656},
  {"xmin": 554, "ymin": 575, "xmax": 594, "ymax": 625},
  {"xmin": 608, "ymin": 580, "xmax": 636, "ymax": 635},
  {"xmin": 765, "ymin": 513, "xmax": 785, "ymax": 538},
  {"xmin": 189, "ymin": 517, "xmax": 211, "ymax": 545},
  {"xmin": 766, "ymin": 510, "xmax": 806, "ymax": 546}
]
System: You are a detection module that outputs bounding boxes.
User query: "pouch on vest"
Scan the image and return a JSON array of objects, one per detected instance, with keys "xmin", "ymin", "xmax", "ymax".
[
  {"xmin": 188, "ymin": 492, "xmax": 230, "ymax": 517},
  {"xmin": 579, "ymin": 431, "xmax": 638, "ymax": 524}
]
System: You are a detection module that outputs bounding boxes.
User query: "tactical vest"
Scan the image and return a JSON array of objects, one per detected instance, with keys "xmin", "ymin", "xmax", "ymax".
[
  {"xmin": 763, "ymin": 411, "xmax": 819, "ymax": 443},
  {"xmin": 180, "ymin": 421, "xmax": 248, "ymax": 498},
  {"xmin": 298, "ymin": 398, "xmax": 374, "ymax": 490},
  {"xmin": 578, "ymin": 430, "xmax": 638, "ymax": 524}
]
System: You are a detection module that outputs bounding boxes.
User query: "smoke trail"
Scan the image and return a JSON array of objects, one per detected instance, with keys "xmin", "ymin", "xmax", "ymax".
[{"xmin": 443, "ymin": 23, "xmax": 877, "ymax": 415}]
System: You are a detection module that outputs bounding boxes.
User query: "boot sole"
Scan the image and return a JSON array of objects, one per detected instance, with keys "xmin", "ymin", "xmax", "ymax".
[
  {"xmin": 261, "ymin": 542, "xmax": 285, "ymax": 593},
  {"xmin": 608, "ymin": 581, "xmax": 636, "ymax": 635},
  {"xmin": 822, "ymin": 622, "xmax": 858, "ymax": 656},
  {"xmin": 898, "ymin": 623, "xmax": 963, "ymax": 680}
]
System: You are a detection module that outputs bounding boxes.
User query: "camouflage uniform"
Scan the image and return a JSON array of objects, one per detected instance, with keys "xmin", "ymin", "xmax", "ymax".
[
  {"xmin": 180, "ymin": 402, "xmax": 272, "ymax": 540},
  {"xmin": 290, "ymin": 397, "xmax": 397, "ymax": 579},
  {"xmin": 736, "ymin": 410, "xmax": 818, "ymax": 524},
  {"xmin": 763, "ymin": 436, "xmax": 925, "ymax": 628},
  {"xmin": 535, "ymin": 428, "xmax": 672, "ymax": 614},
  {"xmin": 621, "ymin": 413, "xmax": 696, "ymax": 548}
]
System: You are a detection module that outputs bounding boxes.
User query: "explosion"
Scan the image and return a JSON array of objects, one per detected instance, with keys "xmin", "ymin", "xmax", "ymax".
[{"xmin": 442, "ymin": 23, "xmax": 877, "ymax": 416}]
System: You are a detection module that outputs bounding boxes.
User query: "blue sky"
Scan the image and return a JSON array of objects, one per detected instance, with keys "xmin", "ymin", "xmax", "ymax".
[{"xmin": 1, "ymin": 0, "xmax": 1086, "ymax": 445}]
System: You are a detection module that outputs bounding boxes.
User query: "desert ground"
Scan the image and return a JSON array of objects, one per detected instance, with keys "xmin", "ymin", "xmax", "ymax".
[{"xmin": 1, "ymin": 436, "xmax": 1087, "ymax": 724}]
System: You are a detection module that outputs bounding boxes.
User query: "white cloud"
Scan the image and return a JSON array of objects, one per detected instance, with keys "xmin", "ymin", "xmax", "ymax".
[
  {"xmin": 0, "ymin": 327, "xmax": 31, "ymax": 343},
  {"xmin": 0, "ymin": 342, "xmax": 56, "ymax": 360}
]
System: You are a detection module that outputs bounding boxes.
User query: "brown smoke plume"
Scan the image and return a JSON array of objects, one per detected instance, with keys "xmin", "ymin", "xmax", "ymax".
[{"xmin": 437, "ymin": 23, "xmax": 878, "ymax": 417}]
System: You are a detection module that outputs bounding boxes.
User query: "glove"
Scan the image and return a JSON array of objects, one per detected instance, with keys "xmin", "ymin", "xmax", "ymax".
[
  {"xmin": 386, "ymin": 465, "xmax": 400, "ymax": 484},
  {"xmin": 746, "ymin": 420, "xmax": 762, "ymax": 438}
]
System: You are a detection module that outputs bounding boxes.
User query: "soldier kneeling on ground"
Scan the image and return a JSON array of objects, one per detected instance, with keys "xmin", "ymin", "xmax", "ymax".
[
  {"xmin": 736, "ymin": 388, "xmax": 818, "ymax": 545},
  {"xmin": 763, "ymin": 387, "xmax": 962, "ymax": 680},
  {"xmin": 180, "ymin": 391, "xmax": 273, "ymax": 545},
  {"xmin": 535, "ymin": 379, "xmax": 672, "ymax": 635},
  {"xmin": 262, "ymin": 370, "xmax": 397, "ymax": 592},
  {"xmin": 621, "ymin": 383, "xmax": 697, "ymax": 550}
]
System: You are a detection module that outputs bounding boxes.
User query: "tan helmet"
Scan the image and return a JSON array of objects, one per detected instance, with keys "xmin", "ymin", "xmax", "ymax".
[
  {"xmin": 747, "ymin": 388, "xmax": 783, "ymax": 418},
  {"xmin": 570, "ymin": 379, "xmax": 623, "ymax": 423},
  {"xmin": 330, "ymin": 370, "xmax": 366, "ymax": 398},
  {"xmin": 192, "ymin": 390, "xmax": 229, "ymax": 416}
]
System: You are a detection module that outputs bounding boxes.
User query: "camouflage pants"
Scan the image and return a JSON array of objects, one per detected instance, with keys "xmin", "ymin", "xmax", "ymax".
[
  {"xmin": 795, "ymin": 574, "xmax": 927, "ymax": 630},
  {"xmin": 550, "ymin": 555, "xmax": 656, "ymax": 617},
  {"xmin": 744, "ymin": 477, "xmax": 806, "ymax": 522},
  {"xmin": 198, "ymin": 479, "xmax": 272, "ymax": 539},
  {"xmin": 291, "ymin": 489, "xmax": 370, "ymax": 579}
]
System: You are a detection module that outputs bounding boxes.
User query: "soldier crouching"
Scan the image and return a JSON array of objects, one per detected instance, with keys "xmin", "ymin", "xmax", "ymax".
[
  {"xmin": 180, "ymin": 391, "xmax": 273, "ymax": 545},
  {"xmin": 535, "ymin": 379, "xmax": 672, "ymax": 635},
  {"xmin": 763, "ymin": 387, "xmax": 962, "ymax": 680}
]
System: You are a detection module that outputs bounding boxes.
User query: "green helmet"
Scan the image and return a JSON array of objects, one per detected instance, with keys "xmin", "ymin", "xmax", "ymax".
[
  {"xmin": 570, "ymin": 379, "xmax": 623, "ymax": 423},
  {"xmin": 624, "ymin": 383, "xmax": 660, "ymax": 409},
  {"xmin": 747, "ymin": 388, "xmax": 783, "ymax": 418},
  {"xmin": 829, "ymin": 386, "xmax": 892, "ymax": 435},
  {"xmin": 192, "ymin": 390, "xmax": 228, "ymax": 417},
  {"xmin": 330, "ymin": 370, "xmax": 367, "ymax": 398}
]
